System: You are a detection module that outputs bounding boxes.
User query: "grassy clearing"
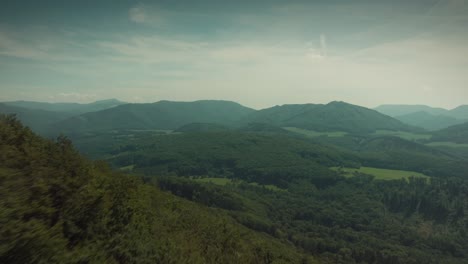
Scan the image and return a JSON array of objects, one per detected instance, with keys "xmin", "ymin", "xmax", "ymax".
[
  {"xmin": 283, "ymin": 127, "xmax": 348, "ymax": 138},
  {"xmin": 119, "ymin": 165, "xmax": 135, "ymax": 171},
  {"xmin": 194, "ymin": 177, "xmax": 232, "ymax": 185},
  {"xmin": 331, "ymin": 166, "xmax": 429, "ymax": 180},
  {"xmin": 426, "ymin": 141, "xmax": 468, "ymax": 148},
  {"xmin": 193, "ymin": 177, "xmax": 285, "ymax": 191},
  {"xmin": 374, "ymin": 130, "xmax": 431, "ymax": 140}
]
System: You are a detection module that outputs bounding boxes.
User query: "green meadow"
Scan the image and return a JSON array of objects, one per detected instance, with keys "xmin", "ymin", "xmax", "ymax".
[
  {"xmin": 426, "ymin": 141, "xmax": 468, "ymax": 148},
  {"xmin": 373, "ymin": 130, "xmax": 431, "ymax": 140},
  {"xmin": 283, "ymin": 127, "xmax": 348, "ymax": 138},
  {"xmin": 331, "ymin": 166, "xmax": 429, "ymax": 180}
]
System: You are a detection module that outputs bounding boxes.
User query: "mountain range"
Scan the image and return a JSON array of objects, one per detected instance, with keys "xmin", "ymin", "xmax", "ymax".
[
  {"xmin": 2, "ymin": 99, "xmax": 467, "ymax": 140},
  {"xmin": 49, "ymin": 100, "xmax": 418, "ymax": 135},
  {"xmin": 2, "ymin": 98, "xmax": 125, "ymax": 114}
]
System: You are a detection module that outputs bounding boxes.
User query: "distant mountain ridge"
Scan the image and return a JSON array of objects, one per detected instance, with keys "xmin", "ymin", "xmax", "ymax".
[
  {"xmin": 4, "ymin": 99, "xmax": 465, "ymax": 136},
  {"xmin": 51, "ymin": 100, "xmax": 255, "ymax": 134},
  {"xmin": 375, "ymin": 104, "xmax": 468, "ymax": 130},
  {"xmin": 394, "ymin": 111, "xmax": 465, "ymax": 131},
  {"xmin": 3, "ymin": 99, "xmax": 126, "ymax": 114},
  {"xmin": 242, "ymin": 101, "xmax": 418, "ymax": 133}
]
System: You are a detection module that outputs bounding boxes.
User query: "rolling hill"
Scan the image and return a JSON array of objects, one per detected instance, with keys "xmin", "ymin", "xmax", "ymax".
[
  {"xmin": 242, "ymin": 101, "xmax": 417, "ymax": 133},
  {"xmin": 375, "ymin": 104, "xmax": 468, "ymax": 120},
  {"xmin": 0, "ymin": 103, "xmax": 73, "ymax": 134},
  {"xmin": 394, "ymin": 111, "xmax": 464, "ymax": 131},
  {"xmin": 3, "ymin": 98, "xmax": 126, "ymax": 114},
  {"xmin": 431, "ymin": 122, "xmax": 468, "ymax": 144},
  {"xmin": 448, "ymin": 105, "xmax": 468, "ymax": 119},
  {"xmin": 374, "ymin": 104, "xmax": 448, "ymax": 117},
  {"xmin": 51, "ymin": 100, "xmax": 255, "ymax": 134}
]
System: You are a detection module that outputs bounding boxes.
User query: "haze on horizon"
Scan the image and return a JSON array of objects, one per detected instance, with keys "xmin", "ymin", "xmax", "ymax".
[{"xmin": 0, "ymin": 0, "xmax": 467, "ymax": 109}]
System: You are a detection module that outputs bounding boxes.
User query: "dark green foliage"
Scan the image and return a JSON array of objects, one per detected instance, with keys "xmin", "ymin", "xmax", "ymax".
[
  {"xmin": 238, "ymin": 122, "xmax": 291, "ymax": 134},
  {"xmin": 102, "ymin": 131, "xmax": 356, "ymax": 188},
  {"xmin": 3, "ymin": 112, "xmax": 468, "ymax": 264},
  {"xmin": 159, "ymin": 175, "xmax": 468, "ymax": 264},
  {"xmin": 174, "ymin": 122, "xmax": 229, "ymax": 133},
  {"xmin": 0, "ymin": 115, "xmax": 311, "ymax": 263},
  {"xmin": 314, "ymin": 135, "xmax": 468, "ymax": 178},
  {"xmin": 431, "ymin": 122, "xmax": 468, "ymax": 143}
]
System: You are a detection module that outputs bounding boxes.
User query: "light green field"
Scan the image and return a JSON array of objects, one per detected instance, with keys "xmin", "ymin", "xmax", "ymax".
[
  {"xmin": 331, "ymin": 166, "xmax": 429, "ymax": 180},
  {"xmin": 193, "ymin": 177, "xmax": 284, "ymax": 191},
  {"xmin": 426, "ymin": 141, "xmax": 468, "ymax": 148},
  {"xmin": 283, "ymin": 127, "xmax": 347, "ymax": 138},
  {"xmin": 119, "ymin": 165, "xmax": 135, "ymax": 171},
  {"xmin": 194, "ymin": 177, "xmax": 232, "ymax": 185},
  {"xmin": 374, "ymin": 130, "xmax": 431, "ymax": 140}
]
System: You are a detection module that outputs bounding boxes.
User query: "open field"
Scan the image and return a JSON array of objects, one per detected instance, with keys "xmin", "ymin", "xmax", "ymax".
[
  {"xmin": 283, "ymin": 127, "xmax": 348, "ymax": 138},
  {"xmin": 331, "ymin": 166, "xmax": 429, "ymax": 180},
  {"xmin": 373, "ymin": 130, "xmax": 431, "ymax": 140},
  {"xmin": 426, "ymin": 141, "xmax": 468, "ymax": 148},
  {"xmin": 194, "ymin": 177, "xmax": 232, "ymax": 185}
]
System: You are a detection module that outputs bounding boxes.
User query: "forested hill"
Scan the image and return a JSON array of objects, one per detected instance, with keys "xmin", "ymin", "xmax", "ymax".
[
  {"xmin": 0, "ymin": 115, "xmax": 311, "ymax": 263},
  {"xmin": 242, "ymin": 101, "xmax": 417, "ymax": 133},
  {"xmin": 431, "ymin": 122, "xmax": 468, "ymax": 143},
  {"xmin": 51, "ymin": 100, "xmax": 255, "ymax": 134},
  {"xmin": 2, "ymin": 115, "xmax": 468, "ymax": 263},
  {"xmin": 0, "ymin": 103, "xmax": 73, "ymax": 133}
]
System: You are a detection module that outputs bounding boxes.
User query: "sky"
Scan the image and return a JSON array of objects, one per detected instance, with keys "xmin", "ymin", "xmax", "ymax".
[{"xmin": 0, "ymin": 0, "xmax": 467, "ymax": 110}]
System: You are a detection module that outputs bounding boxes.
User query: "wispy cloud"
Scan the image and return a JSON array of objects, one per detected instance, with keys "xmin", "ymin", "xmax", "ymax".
[
  {"xmin": 128, "ymin": 4, "xmax": 166, "ymax": 26},
  {"xmin": 129, "ymin": 5, "xmax": 147, "ymax": 23}
]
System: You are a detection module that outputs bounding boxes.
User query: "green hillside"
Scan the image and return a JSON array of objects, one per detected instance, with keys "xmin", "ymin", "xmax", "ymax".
[
  {"xmin": 0, "ymin": 115, "xmax": 310, "ymax": 264},
  {"xmin": 3, "ymin": 115, "xmax": 468, "ymax": 263},
  {"xmin": 175, "ymin": 122, "xmax": 229, "ymax": 133},
  {"xmin": 243, "ymin": 101, "xmax": 416, "ymax": 133},
  {"xmin": 431, "ymin": 122, "xmax": 468, "ymax": 143},
  {"xmin": 0, "ymin": 103, "xmax": 73, "ymax": 134},
  {"xmin": 101, "ymin": 131, "xmax": 357, "ymax": 188}
]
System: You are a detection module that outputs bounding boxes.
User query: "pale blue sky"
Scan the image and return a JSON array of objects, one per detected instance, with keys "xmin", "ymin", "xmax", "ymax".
[{"xmin": 1, "ymin": 0, "xmax": 467, "ymax": 109}]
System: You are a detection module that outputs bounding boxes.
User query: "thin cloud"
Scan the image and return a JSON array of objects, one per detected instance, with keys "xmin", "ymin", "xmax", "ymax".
[
  {"xmin": 128, "ymin": 4, "xmax": 166, "ymax": 26},
  {"xmin": 129, "ymin": 5, "xmax": 147, "ymax": 23},
  {"xmin": 320, "ymin": 34, "xmax": 327, "ymax": 56}
]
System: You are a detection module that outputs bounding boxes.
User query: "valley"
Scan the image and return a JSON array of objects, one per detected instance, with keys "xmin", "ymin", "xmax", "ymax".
[{"xmin": 1, "ymin": 99, "xmax": 468, "ymax": 264}]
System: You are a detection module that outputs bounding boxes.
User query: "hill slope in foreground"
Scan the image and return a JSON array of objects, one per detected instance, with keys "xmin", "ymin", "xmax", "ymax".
[{"xmin": 0, "ymin": 115, "xmax": 310, "ymax": 263}]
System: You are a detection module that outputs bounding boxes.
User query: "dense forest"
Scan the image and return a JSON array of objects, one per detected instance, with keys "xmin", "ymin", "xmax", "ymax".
[
  {"xmin": 2, "ymin": 113, "xmax": 468, "ymax": 263},
  {"xmin": 0, "ymin": 115, "xmax": 312, "ymax": 263}
]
